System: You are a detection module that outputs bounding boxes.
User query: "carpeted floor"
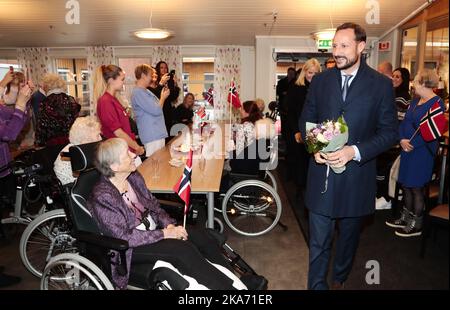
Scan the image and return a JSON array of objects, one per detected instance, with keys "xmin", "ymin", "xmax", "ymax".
[{"xmin": 278, "ymin": 158, "xmax": 449, "ymax": 290}]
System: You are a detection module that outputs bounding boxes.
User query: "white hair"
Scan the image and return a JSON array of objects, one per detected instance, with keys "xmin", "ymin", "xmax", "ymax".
[{"xmin": 69, "ymin": 116, "xmax": 101, "ymax": 145}]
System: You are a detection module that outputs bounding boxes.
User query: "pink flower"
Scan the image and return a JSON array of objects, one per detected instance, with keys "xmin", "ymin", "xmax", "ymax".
[{"xmin": 323, "ymin": 130, "xmax": 334, "ymax": 141}]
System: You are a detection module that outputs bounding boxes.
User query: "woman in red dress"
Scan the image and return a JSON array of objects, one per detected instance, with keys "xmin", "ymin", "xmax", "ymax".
[{"xmin": 93, "ymin": 64, "xmax": 144, "ymax": 156}]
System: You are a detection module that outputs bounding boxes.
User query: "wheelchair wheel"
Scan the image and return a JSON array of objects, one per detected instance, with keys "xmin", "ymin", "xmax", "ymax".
[
  {"xmin": 41, "ymin": 253, "xmax": 114, "ymax": 290},
  {"xmin": 20, "ymin": 209, "xmax": 76, "ymax": 278},
  {"xmin": 263, "ymin": 171, "xmax": 277, "ymax": 192},
  {"xmin": 205, "ymin": 217, "xmax": 224, "ymax": 234},
  {"xmin": 222, "ymin": 180, "xmax": 282, "ymax": 237}
]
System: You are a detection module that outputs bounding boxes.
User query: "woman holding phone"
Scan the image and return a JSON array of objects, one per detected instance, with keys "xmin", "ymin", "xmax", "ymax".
[{"xmin": 148, "ymin": 61, "xmax": 180, "ymax": 136}]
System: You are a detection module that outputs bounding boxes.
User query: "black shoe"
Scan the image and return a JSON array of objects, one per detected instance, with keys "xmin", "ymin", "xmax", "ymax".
[
  {"xmin": 385, "ymin": 217, "xmax": 408, "ymax": 228},
  {"xmin": 385, "ymin": 207, "xmax": 410, "ymax": 228},
  {"xmin": 395, "ymin": 227, "xmax": 422, "ymax": 237},
  {"xmin": 240, "ymin": 274, "xmax": 268, "ymax": 290},
  {"xmin": 0, "ymin": 272, "xmax": 21, "ymax": 288}
]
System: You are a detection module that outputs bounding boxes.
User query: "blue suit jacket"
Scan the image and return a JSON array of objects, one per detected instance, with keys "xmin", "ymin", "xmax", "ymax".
[{"xmin": 299, "ymin": 60, "xmax": 398, "ymax": 218}]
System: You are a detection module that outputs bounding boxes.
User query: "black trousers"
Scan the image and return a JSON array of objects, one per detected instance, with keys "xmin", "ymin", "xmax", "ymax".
[
  {"xmin": 308, "ymin": 211, "xmax": 362, "ymax": 290},
  {"xmin": 131, "ymin": 227, "xmax": 236, "ymax": 290}
]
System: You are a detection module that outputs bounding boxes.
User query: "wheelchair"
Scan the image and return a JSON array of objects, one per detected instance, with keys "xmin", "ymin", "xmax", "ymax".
[
  {"xmin": 38, "ymin": 142, "xmax": 267, "ymax": 290},
  {"xmin": 1, "ymin": 146, "xmax": 65, "ymax": 225},
  {"xmin": 214, "ymin": 137, "xmax": 284, "ymax": 237},
  {"xmin": 18, "ymin": 145, "xmax": 87, "ymax": 278}
]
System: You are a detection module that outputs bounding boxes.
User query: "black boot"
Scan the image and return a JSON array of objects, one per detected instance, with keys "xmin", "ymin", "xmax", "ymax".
[
  {"xmin": 395, "ymin": 214, "xmax": 423, "ymax": 237},
  {"xmin": 385, "ymin": 207, "xmax": 410, "ymax": 228}
]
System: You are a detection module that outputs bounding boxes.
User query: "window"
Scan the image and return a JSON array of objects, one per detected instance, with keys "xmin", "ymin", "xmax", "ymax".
[
  {"xmin": 425, "ymin": 25, "xmax": 449, "ymax": 101},
  {"xmin": 204, "ymin": 73, "xmax": 214, "ymax": 90},
  {"xmin": 0, "ymin": 59, "xmax": 20, "ymax": 80},
  {"xmin": 400, "ymin": 27, "xmax": 419, "ymax": 78},
  {"xmin": 182, "ymin": 57, "xmax": 214, "ymax": 101},
  {"xmin": 55, "ymin": 58, "xmax": 89, "ymax": 115}
]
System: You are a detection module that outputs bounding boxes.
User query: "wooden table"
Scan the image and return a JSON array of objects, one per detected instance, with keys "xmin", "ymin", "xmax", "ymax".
[{"xmin": 138, "ymin": 122, "xmax": 229, "ymax": 228}]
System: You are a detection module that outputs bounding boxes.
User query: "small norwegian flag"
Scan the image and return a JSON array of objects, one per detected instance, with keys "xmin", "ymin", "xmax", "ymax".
[
  {"xmin": 173, "ymin": 149, "xmax": 193, "ymax": 216},
  {"xmin": 196, "ymin": 107, "xmax": 206, "ymax": 120},
  {"xmin": 227, "ymin": 80, "xmax": 241, "ymax": 108},
  {"xmin": 419, "ymin": 100, "xmax": 447, "ymax": 142},
  {"xmin": 203, "ymin": 88, "xmax": 214, "ymax": 106}
]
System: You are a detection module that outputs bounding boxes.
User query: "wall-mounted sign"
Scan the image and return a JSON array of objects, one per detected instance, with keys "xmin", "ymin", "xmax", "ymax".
[
  {"xmin": 378, "ymin": 41, "xmax": 391, "ymax": 51},
  {"xmin": 318, "ymin": 39, "xmax": 332, "ymax": 49}
]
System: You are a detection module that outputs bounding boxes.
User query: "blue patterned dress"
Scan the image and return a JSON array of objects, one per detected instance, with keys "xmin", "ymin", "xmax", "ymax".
[{"xmin": 398, "ymin": 95, "xmax": 444, "ymax": 187}]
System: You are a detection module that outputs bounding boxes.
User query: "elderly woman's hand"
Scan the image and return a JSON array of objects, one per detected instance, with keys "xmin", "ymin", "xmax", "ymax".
[
  {"xmin": 163, "ymin": 225, "xmax": 188, "ymax": 240},
  {"xmin": 400, "ymin": 139, "xmax": 414, "ymax": 152}
]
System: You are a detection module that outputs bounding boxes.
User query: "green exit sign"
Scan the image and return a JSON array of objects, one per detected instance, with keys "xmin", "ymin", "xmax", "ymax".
[{"xmin": 318, "ymin": 39, "xmax": 332, "ymax": 49}]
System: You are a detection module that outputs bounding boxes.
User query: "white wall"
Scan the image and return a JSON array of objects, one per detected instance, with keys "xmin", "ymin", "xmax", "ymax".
[
  {"xmin": 373, "ymin": 29, "xmax": 401, "ymax": 70},
  {"xmin": 240, "ymin": 46, "xmax": 255, "ymax": 102}
]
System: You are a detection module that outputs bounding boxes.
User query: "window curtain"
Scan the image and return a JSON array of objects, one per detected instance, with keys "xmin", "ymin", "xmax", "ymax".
[
  {"xmin": 86, "ymin": 46, "xmax": 115, "ymax": 115},
  {"xmin": 148, "ymin": 46, "xmax": 183, "ymax": 105},
  {"xmin": 17, "ymin": 47, "xmax": 51, "ymax": 85},
  {"xmin": 214, "ymin": 46, "xmax": 241, "ymax": 121},
  {"xmin": 16, "ymin": 48, "xmax": 52, "ymax": 147}
]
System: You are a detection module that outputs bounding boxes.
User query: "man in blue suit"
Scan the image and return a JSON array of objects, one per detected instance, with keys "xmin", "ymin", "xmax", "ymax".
[{"xmin": 299, "ymin": 22, "xmax": 398, "ymax": 290}]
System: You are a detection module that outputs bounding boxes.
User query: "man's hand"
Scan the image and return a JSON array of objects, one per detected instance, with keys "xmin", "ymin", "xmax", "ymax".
[
  {"xmin": 313, "ymin": 152, "xmax": 328, "ymax": 164},
  {"xmin": 324, "ymin": 145, "xmax": 355, "ymax": 167}
]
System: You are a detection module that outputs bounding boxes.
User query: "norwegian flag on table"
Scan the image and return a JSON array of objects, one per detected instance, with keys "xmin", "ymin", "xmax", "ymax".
[
  {"xmin": 227, "ymin": 80, "xmax": 241, "ymax": 108},
  {"xmin": 173, "ymin": 149, "xmax": 193, "ymax": 215},
  {"xmin": 196, "ymin": 107, "xmax": 206, "ymax": 120},
  {"xmin": 203, "ymin": 88, "xmax": 214, "ymax": 106},
  {"xmin": 418, "ymin": 100, "xmax": 447, "ymax": 142}
]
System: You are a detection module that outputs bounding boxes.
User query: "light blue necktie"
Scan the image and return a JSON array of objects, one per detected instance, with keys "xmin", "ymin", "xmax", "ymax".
[{"xmin": 342, "ymin": 74, "xmax": 353, "ymax": 101}]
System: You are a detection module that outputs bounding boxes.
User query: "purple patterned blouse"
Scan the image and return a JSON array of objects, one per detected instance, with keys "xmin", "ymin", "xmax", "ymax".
[{"xmin": 87, "ymin": 171, "xmax": 176, "ymax": 289}]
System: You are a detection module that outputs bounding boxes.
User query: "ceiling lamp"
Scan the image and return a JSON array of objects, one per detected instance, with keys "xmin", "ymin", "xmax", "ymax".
[
  {"xmin": 134, "ymin": 28, "xmax": 172, "ymax": 40},
  {"xmin": 133, "ymin": 0, "xmax": 173, "ymax": 40},
  {"xmin": 312, "ymin": 29, "xmax": 336, "ymax": 41}
]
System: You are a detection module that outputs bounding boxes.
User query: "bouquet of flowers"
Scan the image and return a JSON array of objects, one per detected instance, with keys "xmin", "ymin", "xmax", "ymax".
[{"xmin": 305, "ymin": 116, "xmax": 349, "ymax": 174}]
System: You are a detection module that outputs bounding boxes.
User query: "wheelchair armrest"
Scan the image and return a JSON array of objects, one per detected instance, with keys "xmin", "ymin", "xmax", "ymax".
[
  {"xmin": 158, "ymin": 199, "xmax": 184, "ymax": 209},
  {"xmin": 229, "ymin": 172, "xmax": 260, "ymax": 179},
  {"xmin": 75, "ymin": 230, "xmax": 129, "ymax": 251}
]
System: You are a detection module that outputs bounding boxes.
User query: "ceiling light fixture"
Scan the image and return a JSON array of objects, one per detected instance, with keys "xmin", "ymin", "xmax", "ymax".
[
  {"xmin": 311, "ymin": 0, "xmax": 336, "ymax": 50},
  {"xmin": 132, "ymin": 0, "xmax": 173, "ymax": 40}
]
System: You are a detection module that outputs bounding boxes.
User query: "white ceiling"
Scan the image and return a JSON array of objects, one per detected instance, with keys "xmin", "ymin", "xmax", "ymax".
[{"xmin": 0, "ymin": 0, "xmax": 428, "ymax": 47}]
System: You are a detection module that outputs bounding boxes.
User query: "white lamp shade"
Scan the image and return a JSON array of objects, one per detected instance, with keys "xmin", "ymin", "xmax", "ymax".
[
  {"xmin": 312, "ymin": 29, "xmax": 336, "ymax": 41},
  {"xmin": 133, "ymin": 28, "xmax": 172, "ymax": 39}
]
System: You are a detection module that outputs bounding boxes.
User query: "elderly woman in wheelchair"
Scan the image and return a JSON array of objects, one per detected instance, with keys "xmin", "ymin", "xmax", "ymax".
[
  {"xmin": 216, "ymin": 101, "xmax": 282, "ymax": 237},
  {"xmin": 39, "ymin": 137, "xmax": 267, "ymax": 290}
]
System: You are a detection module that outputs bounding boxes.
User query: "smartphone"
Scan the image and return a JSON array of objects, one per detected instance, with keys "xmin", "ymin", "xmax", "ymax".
[
  {"xmin": 9, "ymin": 66, "xmax": 14, "ymax": 72},
  {"xmin": 169, "ymin": 70, "xmax": 175, "ymax": 78}
]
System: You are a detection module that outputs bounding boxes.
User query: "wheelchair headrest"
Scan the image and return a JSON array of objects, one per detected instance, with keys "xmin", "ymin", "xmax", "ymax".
[
  {"xmin": 69, "ymin": 141, "xmax": 100, "ymax": 173},
  {"xmin": 15, "ymin": 145, "xmax": 65, "ymax": 176},
  {"xmin": 268, "ymin": 101, "xmax": 277, "ymax": 111},
  {"xmin": 70, "ymin": 169, "xmax": 101, "ymax": 234}
]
